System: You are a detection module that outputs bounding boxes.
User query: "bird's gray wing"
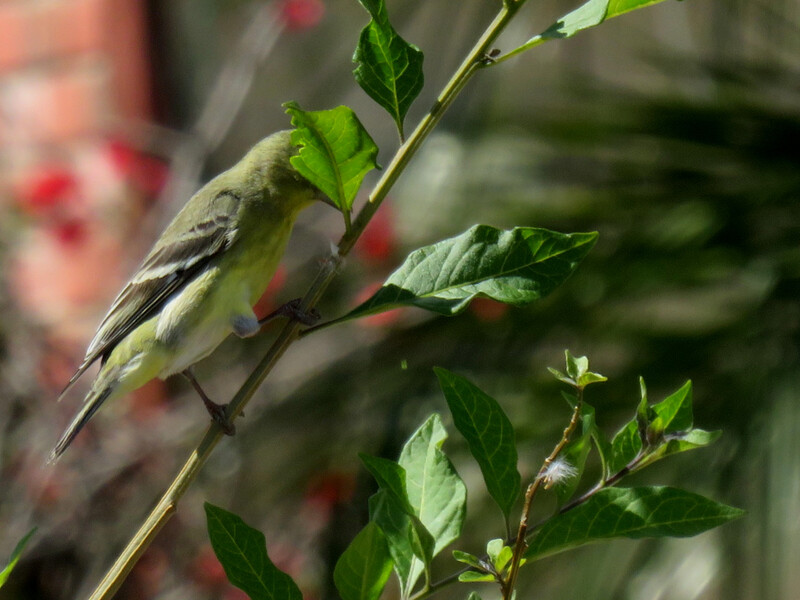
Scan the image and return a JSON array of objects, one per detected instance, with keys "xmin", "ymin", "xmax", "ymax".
[{"xmin": 60, "ymin": 192, "xmax": 241, "ymax": 396}]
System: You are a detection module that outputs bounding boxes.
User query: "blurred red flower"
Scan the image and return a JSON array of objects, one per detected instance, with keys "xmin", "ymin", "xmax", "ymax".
[
  {"xmin": 17, "ymin": 164, "xmax": 81, "ymax": 217},
  {"xmin": 106, "ymin": 137, "xmax": 168, "ymax": 197},
  {"xmin": 253, "ymin": 264, "xmax": 288, "ymax": 320},
  {"xmin": 279, "ymin": 0, "xmax": 325, "ymax": 31},
  {"xmin": 469, "ymin": 297, "xmax": 509, "ymax": 322},
  {"xmin": 354, "ymin": 281, "xmax": 404, "ymax": 328},
  {"xmin": 355, "ymin": 204, "xmax": 396, "ymax": 265}
]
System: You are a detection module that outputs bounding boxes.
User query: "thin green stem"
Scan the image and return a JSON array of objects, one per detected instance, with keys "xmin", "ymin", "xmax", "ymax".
[
  {"xmin": 411, "ymin": 444, "xmax": 647, "ymax": 600},
  {"xmin": 86, "ymin": 3, "xmax": 526, "ymax": 599},
  {"xmin": 504, "ymin": 387, "xmax": 584, "ymax": 600}
]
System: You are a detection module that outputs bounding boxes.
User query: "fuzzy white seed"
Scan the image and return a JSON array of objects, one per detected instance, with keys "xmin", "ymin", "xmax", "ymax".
[{"xmin": 542, "ymin": 457, "xmax": 578, "ymax": 489}]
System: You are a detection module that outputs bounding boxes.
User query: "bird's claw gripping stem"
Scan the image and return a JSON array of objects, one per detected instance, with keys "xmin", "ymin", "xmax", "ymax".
[{"xmin": 258, "ymin": 297, "xmax": 321, "ymax": 327}]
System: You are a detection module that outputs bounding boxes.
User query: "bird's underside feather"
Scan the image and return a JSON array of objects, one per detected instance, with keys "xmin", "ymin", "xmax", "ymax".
[{"xmin": 59, "ymin": 193, "xmax": 240, "ymax": 397}]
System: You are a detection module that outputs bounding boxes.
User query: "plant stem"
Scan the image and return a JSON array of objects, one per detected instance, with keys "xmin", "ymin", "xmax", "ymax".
[
  {"xmin": 503, "ymin": 388, "xmax": 584, "ymax": 600},
  {"xmin": 86, "ymin": 4, "xmax": 524, "ymax": 599},
  {"xmin": 412, "ymin": 442, "xmax": 646, "ymax": 600}
]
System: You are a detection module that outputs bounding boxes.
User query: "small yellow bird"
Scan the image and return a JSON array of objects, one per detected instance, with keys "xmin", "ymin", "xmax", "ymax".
[{"xmin": 50, "ymin": 130, "xmax": 331, "ymax": 462}]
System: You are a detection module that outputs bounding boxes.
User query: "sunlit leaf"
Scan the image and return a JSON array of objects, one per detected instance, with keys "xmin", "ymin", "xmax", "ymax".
[
  {"xmin": 506, "ymin": 0, "xmax": 674, "ymax": 58},
  {"xmin": 399, "ymin": 414, "xmax": 467, "ymax": 592},
  {"xmin": 526, "ymin": 486, "xmax": 744, "ymax": 559},
  {"xmin": 353, "ymin": 0, "xmax": 424, "ymax": 135},
  {"xmin": 284, "ymin": 101, "xmax": 378, "ymax": 215},
  {"xmin": 336, "ymin": 226, "xmax": 597, "ymax": 324}
]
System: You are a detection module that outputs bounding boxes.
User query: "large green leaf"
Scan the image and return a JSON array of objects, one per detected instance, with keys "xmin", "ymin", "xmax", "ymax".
[
  {"xmin": 526, "ymin": 486, "xmax": 744, "ymax": 559},
  {"xmin": 360, "ymin": 454, "xmax": 435, "ymax": 569},
  {"xmin": 353, "ymin": 0, "xmax": 423, "ymax": 136},
  {"xmin": 398, "ymin": 414, "xmax": 467, "ymax": 593},
  {"xmin": 334, "ymin": 522, "xmax": 393, "ymax": 600},
  {"xmin": 284, "ymin": 101, "xmax": 378, "ymax": 215},
  {"xmin": 205, "ymin": 503, "xmax": 302, "ymax": 600},
  {"xmin": 435, "ymin": 368, "xmax": 520, "ymax": 527},
  {"xmin": 337, "ymin": 226, "xmax": 597, "ymax": 324},
  {"xmin": 0, "ymin": 528, "xmax": 35, "ymax": 589}
]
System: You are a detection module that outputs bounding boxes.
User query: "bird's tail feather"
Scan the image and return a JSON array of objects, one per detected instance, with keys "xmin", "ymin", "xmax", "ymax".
[
  {"xmin": 58, "ymin": 356, "xmax": 97, "ymax": 401},
  {"xmin": 48, "ymin": 386, "xmax": 113, "ymax": 463}
]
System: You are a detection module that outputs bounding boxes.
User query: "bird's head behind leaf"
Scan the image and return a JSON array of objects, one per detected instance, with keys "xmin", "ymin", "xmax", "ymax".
[{"xmin": 228, "ymin": 130, "xmax": 335, "ymax": 213}]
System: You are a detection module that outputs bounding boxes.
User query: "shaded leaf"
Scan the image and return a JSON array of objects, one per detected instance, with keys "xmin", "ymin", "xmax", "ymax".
[
  {"xmin": 338, "ymin": 226, "xmax": 597, "ymax": 324},
  {"xmin": 205, "ymin": 503, "xmax": 301, "ymax": 600},
  {"xmin": 452, "ymin": 550, "xmax": 483, "ymax": 570},
  {"xmin": 644, "ymin": 428, "xmax": 722, "ymax": 467},
  {"xmin": 556, "ymin": 403, "xmax": 596, "ymax": 505},
  {"xmin": 369, "ymin": 491, "xmax": 415, "ymax": 591},
  {"xmin": 0, "ymin": 528, "xmax": 36, "ymax": 589},
  {"xmin": 526, "ymin": 486, "xmax": 744, "ymax": 559},
  {"xmin": 334, "ymin": 522, "xmax": 393, "ymax": 600},
  {"xmin": 649, "ymin": 380, "xmax": 693, "ymax": 436},
  {"xmin": 435, "ymin": 368, "xmax": 520, "ymax": 525},
  {"xmin": 360, "ymin": 454, "xmax": 415, "ymax": 515},
  {"xmin": 360, "ymin": 454, "xmax": 435, "ymax": 574},
  {"xmin": 610, "ymin": 380, "xmax": 705, "ymax": 474},
  {"xmin": 353, "ymin": 0, "xmax": 424, "ymax": 134},
  {"xmin": 609, "ymin": 419, "xmax": 641, "ymax": 475},
  {"xmin": 284, "ymin": 101, "xmax": 378, "ymax": 214}
]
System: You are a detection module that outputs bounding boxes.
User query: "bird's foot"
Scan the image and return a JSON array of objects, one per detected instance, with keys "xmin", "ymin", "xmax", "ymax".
[
  {"xmin": 258, "ymin": 298, "xmax": 321, "ymax": 327},
  {"xmin": 203, "ymin": 398, "xmax": 236, "ymax": 436},
  {"xmin": 183, "ymin": 369, "xmax": 236, "ymax": 435}
]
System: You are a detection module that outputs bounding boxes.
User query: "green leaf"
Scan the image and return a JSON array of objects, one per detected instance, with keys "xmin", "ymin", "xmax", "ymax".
[
  {"xmin": 435, "ymin": 368, "xmax": 521, "ymax": 526},
  {"xmin": 360, "ymin": 454, "xmax": 415, "ymax": 515},
  {"xmin": 353, "ymin": 0, "xmax": 423, "ymax": 135},
  {"xmin": 466, "ymin": 593, "xmax": 484, "ymax": 600},
  {"xmin": 610, "ymin": 380, "xmax": 703, "ymax": 474},
  {"xmin": 338, "ymin": 226, "xmax": 597, "ymax": 324},
  {"xmin": 643, "ymin": 428, "xmax": 722, "ymax": 467},
  {"xmin": 452, "ymin": 550, "xmax": 483, "ymax": 570},
  {"xmin": 636, "ymin": 377, "xmax": 651, "ymax": 445},
  {"xmin": 556, "ymin": 403, "xmax": 596, "ymax": 505},
  {"xmin": 493, "ymin": 545, "xmax": 513, "ymax": 573},
  {"xmin": 0, "ymin": 528, "xmax": 36, "ymax": 589},
  {"xmin": 584, "ymin": 405, "xmax": 613, "ymax": 481},
  {"xmin": 398, "ymin": 414, "xmax": 467, "ymax": 592},
  {"xmin": 334, "ymin": 522, "xmax": 393, "ymax": 600},
  {"xmin": 485, "ymin": 538, "xmax": 504, "ymax": 564},
  {"xmin": 649, "ymin": 380, "xmax": 693, "ymax": 436},
  {"xmin": 205, "ymin": 503, "xmax": 302, "ymax": 600},
  {"xmin": 565, "ymin": 351, "xmax": 588, "ymax": 380},
  {"xmin": 400, "ymin": 414, "xmax": 467, "ymax": 553},
  {"xmin": 458, "ymin": 571, "xmax": 495, "ymax": 583},
  {"xmin": 548, "ymin": 367, "xmax": 571, "ymax": 385},
  {"xmin": 369, "ymin": 491, "xmax": 415, "ymax": 591},
  {"xmin": 508, "ymin": 0, "xmax": 673, "ymax": 57},
  {"xmin": 559, "ymin": 350, "xmax": 607, "ymax": 388},
  {"xmin": 609, "ymin": 420, "xmax": 641, "ymax": 475},
  {"xmin": 284, "ymin": 101, "xmax": 378, "ymax": 215},
  {"xmin": 526, "ymin": 486, "xmax": 744, "ymax": 559},
  {"xmin": 360, "ymin": 454, "xmax": 435, "ymax": 576}
]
